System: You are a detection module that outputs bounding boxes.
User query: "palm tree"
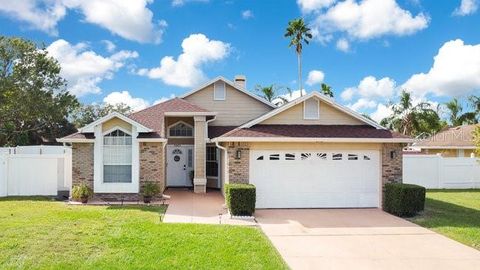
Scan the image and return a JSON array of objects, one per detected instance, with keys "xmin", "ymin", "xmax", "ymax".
[
  {"xmin": 380, "ymin": 90, "xmax": 443, "ymax": 136},
  {"xmin": 444, "ymin": 98, "xmax": 477, "ymax": 126},
  {"xmin": 285, "ymin": 18, "xmax": 312, "ymax": 96},
  {"xmin": 255, "ymin": 84, "xmax": 291, "ymax": 106},
  {"xmin": 469, "ymin": 95, "xmax": 480, "ymax": 114},
  {"xmin": 320, "ymin": 83, "xmax": 334, "ymax": 98}
]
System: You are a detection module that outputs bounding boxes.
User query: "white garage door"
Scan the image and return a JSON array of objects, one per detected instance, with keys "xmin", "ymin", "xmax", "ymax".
[{"xmin": 250, "ymin": 150, "xmax": 380, "ymax": 208}]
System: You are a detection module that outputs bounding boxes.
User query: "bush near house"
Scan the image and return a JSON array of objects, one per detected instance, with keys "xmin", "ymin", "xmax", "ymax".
[
  {"xmin": 384, "ymin": 183, "xmax": 426, "ymax": 217},
  {"xmin": 225, "ymin": 184, "xmax": 256, "ymax": 216},
  {"xmin": 71, "ymin": 183, "xmax": 93, "ymax": 203}
]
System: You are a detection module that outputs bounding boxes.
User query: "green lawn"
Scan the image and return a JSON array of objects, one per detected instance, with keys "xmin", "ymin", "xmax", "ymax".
[
  {"xmin": 410, "ymin": 189, "xmax": 480, "ymax": 250},
  {"xmin": 0, "ymin": 198, "xmax": 287, "ymax": 270}
]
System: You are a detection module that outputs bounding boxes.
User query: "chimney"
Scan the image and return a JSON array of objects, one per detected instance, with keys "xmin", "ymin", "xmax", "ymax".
[{"xmin": 234, "ymin": 75, "xmax": 246, "ymax": 89}]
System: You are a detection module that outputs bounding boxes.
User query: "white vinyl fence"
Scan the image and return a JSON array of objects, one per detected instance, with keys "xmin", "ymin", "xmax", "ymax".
[
  {"xmin": 0, "ymin": 146, "xmax": 72, "ymax": 197},
  {"xmin": 403, "ymin": 154, "xmax": 480, "ymax": 189}
]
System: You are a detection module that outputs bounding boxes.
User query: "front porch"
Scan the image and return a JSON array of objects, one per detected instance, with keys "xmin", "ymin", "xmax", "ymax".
[{"xmin": 162, "ymin": 188, "xmax": 255, "ymax": 225}]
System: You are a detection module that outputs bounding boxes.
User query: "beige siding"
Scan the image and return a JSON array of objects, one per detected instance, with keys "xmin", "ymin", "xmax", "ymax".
[
  {"xmin": 261, "ymin": 97, "xmax": 364, "ymax": 125},
  {"xmin": 102, "ymin": 117, "xmax": 132, "ymax": 133},
  {"xmin": 184, "ymin": 84, "xmax": 272, "ymax": 126}
]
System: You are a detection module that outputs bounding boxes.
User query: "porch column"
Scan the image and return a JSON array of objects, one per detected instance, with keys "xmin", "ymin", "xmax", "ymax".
[{"xmin": 193, "ymin": 116, "xmax": 207, "ymax": 193}]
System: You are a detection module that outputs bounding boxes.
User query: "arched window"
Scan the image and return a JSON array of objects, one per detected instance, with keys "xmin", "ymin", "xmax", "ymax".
[
  {"xmin": 103, "ymin": 129, "xmax": 132, "ymax": 183},
  {"xmin": 168, "ymin": 122, "xmax": 193, "ymax": 137}
]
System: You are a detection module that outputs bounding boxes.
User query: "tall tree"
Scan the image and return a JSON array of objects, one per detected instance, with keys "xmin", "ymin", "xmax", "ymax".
[
  {"xmin": 255, "ymin": 84, "xmax": 291, "ymax": 106},
  {"xmin": 285, "ymin": 18, "xmax": 312, "ymax": 96},
  {"xmin": 0, "ymin": 36, "xmax": 79, "ymax": 146},
  {"xmin": 469, "ymin": 95, "xmax": 480, "ymax": 115},
  {"xmin": 380, "ymin": 90, "xmax": 444, "ymax": 136},
  {"xmin": 320, "ymin": 83, "xmax": 334, "ymax": 97},
  {"xmin": 474, "ymin": 125, "xmax": 480, "ymax": 158},
  {"xmin": 72, "ymin": 103, "xmax": 133, "ymax": 128},
  {"xmin": 444, "ymin": 98, "xmax": 477, "ymax": 126}
]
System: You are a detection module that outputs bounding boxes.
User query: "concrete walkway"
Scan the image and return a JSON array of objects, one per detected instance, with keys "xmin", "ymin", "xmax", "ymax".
[
  {"xmin": 256, "ymin": 209, "xmax": 480, "ymax": 270},
  {"xmin": 163, "ymin": 188, "xmax": 255, "ymax": 225}
]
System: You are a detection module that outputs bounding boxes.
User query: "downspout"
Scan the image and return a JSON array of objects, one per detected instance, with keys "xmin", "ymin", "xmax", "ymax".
[{"xmin": 205, "ymin": 115, "xmax": 217, "ymax": 139}]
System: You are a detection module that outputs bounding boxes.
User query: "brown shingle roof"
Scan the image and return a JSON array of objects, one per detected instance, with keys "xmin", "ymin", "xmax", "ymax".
[
  {"xmin": 414, "ymin": 124, "xmax": 478, "ymax": 148},
  {"xmin": 208, "ymin": 126, "xmax": 237, "ymax": 138},
  {"xmin": 222, "ymin": 125, "xmax": 409, "ymax": 139},
  {"xmin": 128, "ymin": 98, "xmax": 211, "ymax": 137}
]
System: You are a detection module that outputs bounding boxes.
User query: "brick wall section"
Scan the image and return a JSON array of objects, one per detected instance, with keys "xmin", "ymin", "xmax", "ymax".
[
  {"xmin": 139, "ymin": 142, "xmax": 164, "ymax": 193},
  {"xmin": 227, "ymin": 142, "xmax": 250, "ymax": 184},
  {"xmin": 72, "ymin": 143, "xmax": 94, "ymax": 190},
  {"xmin": 382, "ymin": 143, "xmax": 404, "ymax": 185}
]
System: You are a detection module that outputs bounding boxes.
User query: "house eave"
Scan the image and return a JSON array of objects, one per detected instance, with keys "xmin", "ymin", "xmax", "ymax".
[
  {"xmin": 212, "ymin": 137, "xmax": 415, "ymax": 143},
  {"xmin": 56, "ymin": 138, "xmax": 94, "ymax": 143}
]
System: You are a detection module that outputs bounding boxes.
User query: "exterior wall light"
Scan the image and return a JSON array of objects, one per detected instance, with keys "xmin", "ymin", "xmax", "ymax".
[
  {"xmin": 235, "ymin": 149, "xmax": 242, "ymax": 159},
  {"xmin": 390, "ymin": 150, "xmax": 397, "ymax": 159}
]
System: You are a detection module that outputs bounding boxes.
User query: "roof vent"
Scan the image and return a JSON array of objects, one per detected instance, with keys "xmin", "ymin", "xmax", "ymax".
[{"xmin": 234, "ymin": 75, "xmax": 246, "ymax": 89}]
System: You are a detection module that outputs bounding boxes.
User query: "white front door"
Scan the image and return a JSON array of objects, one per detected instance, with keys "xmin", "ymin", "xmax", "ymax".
[
  {"xmin": 167, "ymin": 145, "xmax": 194, "ymax": 187},
  {"xmin": 250, "ymin": 150, "xmax": 380, "ymax": 208}
]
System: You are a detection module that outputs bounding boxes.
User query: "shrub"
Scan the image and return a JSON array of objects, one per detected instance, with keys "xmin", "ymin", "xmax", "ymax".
[
  {"xmin": 384, "ymin": 183, "xmax": 426, "ymax": 217},
  {"xmin": 225, "ymin": 184, "xmax": 256, "ymax": 216},
  {"xmin": 141, "ymin": 181, "xmax": 161, "ymax": 198},
  {"xmin": 71, "ymin": 183, "xmax": 93, "ymax": 202}
]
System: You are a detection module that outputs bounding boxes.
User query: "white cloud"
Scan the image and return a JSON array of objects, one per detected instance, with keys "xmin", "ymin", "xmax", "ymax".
[
  {"xmin": 371, "ymin": 103, "xmax": 393, "ymax": 123},
  {"xmin": 453, "ymin": 0, "xmax": 478, "ymax": 16},
  {"xmin": 336, "ymin": 38, "xmax": 350, "ymax": 52},
  {"xmin": 241, "ymin": 10, "xmax": 254, "ymax": 19},
  {"xmin": 340, "ymin": 87, "xmax": 355, "ymax": 101},
  {"xmin": 46, "ymin": 39, "xmax": 138, "ymax": 96},
  {"xmin": 101, "ymin": 40, "xmax": 116, "ymax": 53},
  {"xmin": 310, "ymin": 0, "xmax": 429, "ymax": 42},
  {"xmin": 154, "ymin": 94, "xmax": 176, "ymax": 104},
  {"xmin": 402, "ymin": 39, "xmax": 480, "ymax": 97},
  {"xmin": 273, "ymin": 89, "xmax": 307, "ymax": 105},
  {"xmin": 171, "ymin": 0, "xmax": 209, "ymax": 7},
  {"xmin": 306, "ymin": 70, "xmax": 325, "ymax": 86},
  {"xmin": 103, "ymin": 91, "xmax": 150, "ymax": 112},
  {"xmin": 138, "ymin": 34, "xmax": 230, "ymax": 88},
  {"xmin": 357, "ymin": 76, "xmax": 396, "ymax": 98},
  {"xmin": 348, "ymin": 98, "xmax": 377, "ymax": 111},
  {"xmin": 342, "ymin": 76, "xmax": 396, "ymax": 102},
  {"xmin": 0, "ymin": 0, "xmax": 166, "ymax": 43},
  {"xmin": 0, "ymin": 0, "xmax": 67, "ymax": 35},
  {"xmin": 297, "ymin": 0, "xmax": 336, "ymax": 13}
]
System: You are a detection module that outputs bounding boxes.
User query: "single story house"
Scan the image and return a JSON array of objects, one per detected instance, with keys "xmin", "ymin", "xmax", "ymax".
[
  {"xmin": 412, "ymin": 124, "xmax": 478, "ymax": 158},
  {"xmin": 58, "ymin": 75, "xmax": 413, "ymax": 208}
]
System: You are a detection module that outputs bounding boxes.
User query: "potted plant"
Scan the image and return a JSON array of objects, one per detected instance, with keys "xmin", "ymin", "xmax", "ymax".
[
  {"xmin": 141, "ymin": 181, "xmax": 160, "ymax": 203},
  {"xmin": 71, "ymin": 183, "xmax": 93, "ymax": 204}
]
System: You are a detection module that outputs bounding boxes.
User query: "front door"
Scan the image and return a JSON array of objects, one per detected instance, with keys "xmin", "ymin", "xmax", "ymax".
[{"xmin": 167, "ymin": 145, "xmax": 194, "ymax": 187}]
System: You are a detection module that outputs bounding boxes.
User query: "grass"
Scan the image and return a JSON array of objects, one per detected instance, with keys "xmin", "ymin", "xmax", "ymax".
[
  {"xmin": 410, "ymin": 189, "xmax": 480, "ymax": 250},
  {"xmin": 0, "ymin": 198, "xmax": 287, "ymax": 270}
]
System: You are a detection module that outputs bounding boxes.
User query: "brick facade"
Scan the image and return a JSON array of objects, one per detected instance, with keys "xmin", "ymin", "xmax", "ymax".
[
  {"xmin": 72, "ymin": 143, "xmax": 94, "ymax": 190},
  {"xmin": 381, "ymin": 143, "xmax": 404, "ymax": 185},
  {"xmin": 139, "ymin": 142, "xmax": 164, "ymax": 192},
  {"xmin": 72, "ymin": 142, "xmax": 165, "ymax": 201},
  {"xmin": 227, "ymin": 142, "xmax": 250, "ymax": 184}
]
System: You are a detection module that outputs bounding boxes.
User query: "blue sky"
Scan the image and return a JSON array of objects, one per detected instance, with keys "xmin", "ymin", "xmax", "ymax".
[{"xmin": 1, "ymin": 0, "xmax": 479, "ymax": 122}]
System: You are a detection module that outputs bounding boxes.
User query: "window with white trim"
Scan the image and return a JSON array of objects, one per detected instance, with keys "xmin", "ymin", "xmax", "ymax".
[
  {"xmin": 103, "ymin": 129, "xmax": 132, "ymax": 183},
  {"xmin": 169, "ymin": 122, "xmax": 193, "ymax": 137},
  {"xmin": 214, "ymin": 81, "xmax": 226, "ymax": 100},
  {"xmin": 304, "ymin": 98, "xmax": 319, "ymax": 119},
  {"xmin": 206, "ymin": 146, "xmax": 218, "ymax": 177}
]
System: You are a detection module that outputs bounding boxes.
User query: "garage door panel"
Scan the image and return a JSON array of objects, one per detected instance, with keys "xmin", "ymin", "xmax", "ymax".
[{"xmin": 250, "ymin": 150, "xmax": 380, "ymax": 208}]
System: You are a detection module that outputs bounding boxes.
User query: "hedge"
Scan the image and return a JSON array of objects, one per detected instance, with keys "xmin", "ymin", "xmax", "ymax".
[
  {"xmin": 384, "ymin": 183, "xmax": 426, "ymax": 217},
  {"xmin": 225, "ymin": 184, "xmax": 256, "ymax": 216}
]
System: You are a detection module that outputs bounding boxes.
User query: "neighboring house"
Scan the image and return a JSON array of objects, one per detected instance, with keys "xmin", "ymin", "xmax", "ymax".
[
  {"xmin": 412, "ymin": 124, "xmax": 478, "ymax": 158},
  {"xmin": 58, "ymin": 76, "xmax": 412, "ymax": 208}
]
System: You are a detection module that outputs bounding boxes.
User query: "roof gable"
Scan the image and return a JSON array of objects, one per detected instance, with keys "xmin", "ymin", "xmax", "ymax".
[
  {"xmin": 240, "ymin": 92, "xmax": 384, "ymax": 129},
  {"xmin": 79, "ymin": 112, "xmax": 152, "ymax": 133},
  {"xmin": 180, "ymin": 76, "xmax": 277, "ymax": 108}
]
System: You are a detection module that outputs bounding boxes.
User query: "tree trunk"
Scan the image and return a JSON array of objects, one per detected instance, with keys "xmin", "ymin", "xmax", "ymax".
[{"xmin": 298, "ymin": 52, "xmax": 303, "ymax": 96}]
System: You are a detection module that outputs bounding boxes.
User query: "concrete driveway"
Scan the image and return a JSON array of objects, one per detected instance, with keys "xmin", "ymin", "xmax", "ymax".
[{"xmin": 256, "ymin": 209, "xmax": 480, "ymax": 270}]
